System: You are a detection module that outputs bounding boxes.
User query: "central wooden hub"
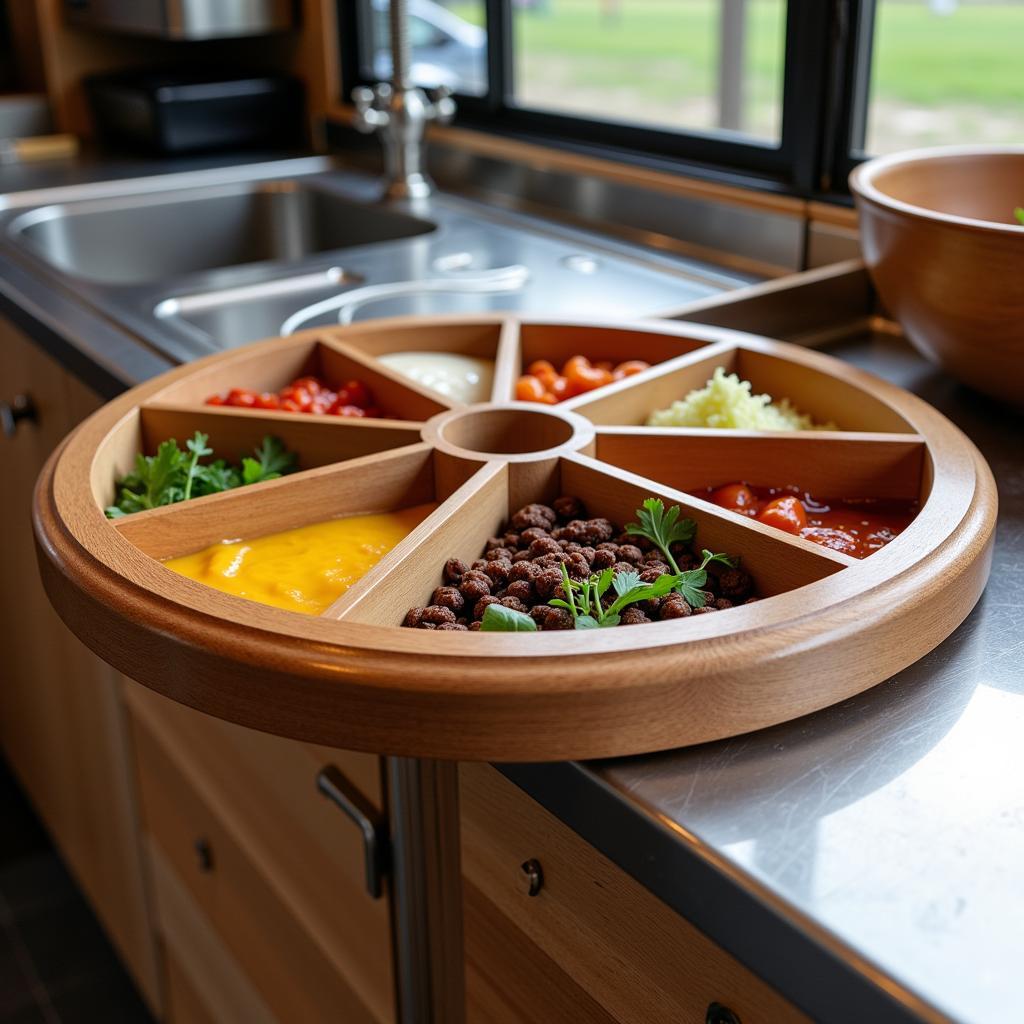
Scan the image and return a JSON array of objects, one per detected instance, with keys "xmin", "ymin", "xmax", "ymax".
[{"xmin": 422, "ymin": 403, "xmax": 595, "ymax": 462}]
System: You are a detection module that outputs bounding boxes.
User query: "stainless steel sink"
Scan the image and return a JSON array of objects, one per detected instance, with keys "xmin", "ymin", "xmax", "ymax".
[
  {"xmin": 8, "ymin": 179, "xmax": 436, "ymax": 285},
  {"xmin": 0, "ymin": 159, "xmax": 752, "ymax": 365}
]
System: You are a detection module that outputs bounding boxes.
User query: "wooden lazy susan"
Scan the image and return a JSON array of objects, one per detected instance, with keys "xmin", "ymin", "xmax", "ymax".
[{"xmin": 33, "ymin": 315, "xmax": 997, "ymax": 761}]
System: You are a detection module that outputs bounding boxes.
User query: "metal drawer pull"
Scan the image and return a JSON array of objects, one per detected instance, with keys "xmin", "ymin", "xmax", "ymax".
[
  {"xmin": 1, "ymin": 394, "xmax": 37, "ymax": 438},
  {"xmin": 316, "ymin": 765, "xmax": 389, "ymax": 899},
  {"xmin": 194, "ymin": 836, "xmax": 214, "ymax": 873},
  {"xmin": 519, "ymin": 859, "xmax": 543, "ymax": 897},
  {"xmin": 706, "ymin": 1003, "xmax": 742, "ymax": 1024}
]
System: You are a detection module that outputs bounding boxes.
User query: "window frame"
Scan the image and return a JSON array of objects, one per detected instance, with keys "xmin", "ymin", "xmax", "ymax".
[{"xmin": 339, "ymin": 0, "xmax": 875, "ymax": 200}]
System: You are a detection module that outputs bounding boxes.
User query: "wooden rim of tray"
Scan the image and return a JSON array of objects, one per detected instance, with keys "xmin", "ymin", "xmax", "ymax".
[{"xmin": 33, "ymin": 314, "xmax": 997, "ymax": 760}]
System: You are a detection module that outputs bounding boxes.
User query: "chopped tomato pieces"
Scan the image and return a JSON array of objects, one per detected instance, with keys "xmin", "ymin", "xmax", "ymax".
[
  {"xmin": 206, "ymin": 375, "xmax": 383, "ymax": 419},
  {"xmin": 515, "ymin": 354, "xmax": 650, "ymax": 405},
  {"xmin": 757, "ymin": 495, "xmax": 807, "ymax": 535}
]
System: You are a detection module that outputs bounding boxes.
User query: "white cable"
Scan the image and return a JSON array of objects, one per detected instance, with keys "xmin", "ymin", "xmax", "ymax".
[{"xmin": 279, "ymin": 264, "xmax": 530, "ymax": 336}]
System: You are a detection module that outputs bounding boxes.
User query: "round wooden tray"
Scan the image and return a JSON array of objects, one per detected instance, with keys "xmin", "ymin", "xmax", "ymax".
[{"xmin": 34, "ymin": 315, "xmax": 997, "ymax": 760}]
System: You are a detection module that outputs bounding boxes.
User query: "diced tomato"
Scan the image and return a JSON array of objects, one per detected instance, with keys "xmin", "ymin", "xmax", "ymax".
[
  {"xmin": 255, "ymin": 392, "xmax": 281, "ymax": 410},
  {"xmin": 549, "ymin": 376, "xmax": 571, "ymax": 401},
  {"xmin": 562, "ymin": 355, "xmax": 591, "ymax": 378},
  {"xmin": 291, "ymin": 376, "xmax": 323, "ymax": 395},
  {"xmin": 526, "ymin": 360, "xmax": 557, "ymax": 379},
  {"xmin": 279, "ymin": 385, "xmax": 313, "ymax": 411},
  {"xmin": 566, "ymin": 361, "xmax": 613, "ymax": 393},
  {"xmin": 226, "ymin": 388, "xmax": 258, "ymax": 408},
  {"xmin": 801, "ymin": 527, "xmax": 861, "ymax": 556},
  {"xmin": 515, "ymin": 375, "xmax": 548, "ymax": 402},
  {"xmin": 613, "ymin": 360, "xmax": 650, "ymax": 380},
  {"xmin": 341, "ymin": 379, "xmax": 373, "ymax": 409},
  {"xmin": 205, "ymin": 394, "xmax": 225, "ymax": 406},
  {"xmin": 757, "ymin": 495, "xmax": 807, "ymax": 534},
  {"xmin": 709, "ymin": 482, "xmax": 757, "ymax": 515}
]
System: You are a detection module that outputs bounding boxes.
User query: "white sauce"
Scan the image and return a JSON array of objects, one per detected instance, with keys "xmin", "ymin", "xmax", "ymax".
[{"xmin": 378, "ymin": 352, "xmax": 495, "ymax": 405}]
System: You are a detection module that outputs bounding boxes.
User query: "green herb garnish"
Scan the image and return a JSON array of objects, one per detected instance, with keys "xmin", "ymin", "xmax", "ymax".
[
  {"xmin": 105, "ymin": 432, "xmax": 297, "ymax": 518},
  {"xmin": 549, "ymin": 562, "xmax": 682, "ymax": 629},
  {"xmin": 1015, "ymin": 207, "xmax": 1024, "ymax": 226},
  {"xmin": 480, "ymin": 604, "xmax": 537, "ymax": 632},
  {"xmin": 625, "ymin": 497, "xmax": 696, "ymax": 574},
  {"xmin": 241, "ymin": 435, "xmax": 296, "ymax": 485},
  {"xmin": 625, "ymin": 498, "xmax": 736, "ymax": 608}
]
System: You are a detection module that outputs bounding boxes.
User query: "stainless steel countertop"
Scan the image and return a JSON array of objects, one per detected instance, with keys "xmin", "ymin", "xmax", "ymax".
[
  {"xmin": 5, "ymin": 155, "xmax": 1021, "ymax": 1024},
  {"xmin": 506, "ymin": 330, "xmax": 1023, "ymax": 1024}
]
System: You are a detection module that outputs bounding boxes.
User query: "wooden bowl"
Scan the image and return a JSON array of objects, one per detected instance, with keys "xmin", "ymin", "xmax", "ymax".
[
  {"xmin": 850, "ymin": 145, "xmax": 1024, "ymax": 406},
  {"xmin": 33, "ymin": 315, "xmax": 997, "ymax": 761}
]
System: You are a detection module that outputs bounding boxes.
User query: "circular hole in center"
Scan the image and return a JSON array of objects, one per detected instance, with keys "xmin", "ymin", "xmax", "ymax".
[{"xmin": 439, "ymin": 407, "xmax": 577, "ymax": 455}]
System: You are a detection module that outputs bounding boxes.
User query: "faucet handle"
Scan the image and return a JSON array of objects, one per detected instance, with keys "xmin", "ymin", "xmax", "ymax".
[
  {"xmin": 427, "ymin": 85, "xmax": 456, "ymax": 125},
  {"xmin": 352, "ymin": 84, "xmax": 391, "ymax": 133}
]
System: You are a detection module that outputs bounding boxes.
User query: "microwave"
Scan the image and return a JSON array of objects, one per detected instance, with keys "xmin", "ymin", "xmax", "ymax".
[{"xmin": 64, "ymin": 0, "xmax": 295, "ymax": 40}]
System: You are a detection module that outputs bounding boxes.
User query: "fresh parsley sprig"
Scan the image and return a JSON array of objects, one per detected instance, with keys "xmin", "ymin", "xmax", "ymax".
[
  {"xmin": 105, "ymin": 432, "xmax": 297, "ymax": 518},
  {"xmin": 625, "ymin": 498, "xmax": 736, "ymax": 608},
  {"xmin": 182, "ymin": 431, "xmax": 213, "ymax": 501},
  {"xmin": 549, "ymin": 562, "xmax": 682, "ymax": 630},
  {"xmin": 242, "ymin": 435, "xmax": 296, "ymax": 485},
  {"xmin": 625, "ymin": 497, "xmax": 695, "ymax": 574},
  {"xmin": 674, "ymin": 549, "xmax": 737, "ymax": 609}
]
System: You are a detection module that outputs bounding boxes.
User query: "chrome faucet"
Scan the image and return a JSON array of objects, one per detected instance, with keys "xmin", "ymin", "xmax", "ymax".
[{"xmin": 351, "ymin": 0, "xmax": 456, "ymax": 201}]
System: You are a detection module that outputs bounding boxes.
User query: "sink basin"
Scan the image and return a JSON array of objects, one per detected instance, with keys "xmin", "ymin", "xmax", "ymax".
[{"xmin": 8, "ymin": 179, "xmax": 436, "ymax": 285}]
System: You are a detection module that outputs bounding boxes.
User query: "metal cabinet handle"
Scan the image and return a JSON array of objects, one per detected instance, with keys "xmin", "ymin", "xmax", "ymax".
[
  {"xmin": 1, "ymin": 394, "xmax": 37, "ymax": 438},
  {"xmin": 316, "ymin": 764, "xmax": 389, "ymax": 899},
  {"xmin": 519, "ymin": 859, "xmax": 543, "ymax": 897},
  {"xmin": 706, "ymin": 1003, "xmax": 742, "ymax": 1024},
  {"xmin": 194, "ymin": 837, "xmax": 214, "ymax": 873}
]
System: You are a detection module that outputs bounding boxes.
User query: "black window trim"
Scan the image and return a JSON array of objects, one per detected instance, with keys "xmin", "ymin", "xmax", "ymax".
[{"xmin": 339, "ymin": 0, "xmax": 875, "ymax": 202}]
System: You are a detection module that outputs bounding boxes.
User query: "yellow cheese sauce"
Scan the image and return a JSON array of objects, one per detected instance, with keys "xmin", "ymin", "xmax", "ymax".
[{"xmin": 164, "ymin": 504, "xmax": 435, "ymax": 615}]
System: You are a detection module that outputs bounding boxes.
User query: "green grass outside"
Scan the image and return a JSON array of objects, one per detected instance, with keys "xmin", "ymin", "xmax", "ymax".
[{"xmin": 445, "ymin": 0, "xmax": 1024, "ymax": 108}]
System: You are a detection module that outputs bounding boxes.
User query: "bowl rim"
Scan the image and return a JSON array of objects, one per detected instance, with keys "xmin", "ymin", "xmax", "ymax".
[{"xmin": 849, "ymin": 144, "xmax": 1024, "ymax": 237}]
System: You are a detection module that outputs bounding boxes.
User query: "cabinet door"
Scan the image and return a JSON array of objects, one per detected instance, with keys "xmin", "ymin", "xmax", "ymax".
[
  {"xmin": 0, "ymin": 318, "xmax": 162, "ymax": 1012},
  {"xmin": 130, "ymin": 702, "xmax": 392, "ymax": 1024},
  {"xmin": 460, "ymin": 764, "xmax": 808, "ymax": 1024}
]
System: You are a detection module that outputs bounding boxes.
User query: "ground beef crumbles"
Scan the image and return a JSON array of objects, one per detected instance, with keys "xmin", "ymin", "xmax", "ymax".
[{"xmin": 401, "ymin": 497, "xmax": 758, "ymax": 631}]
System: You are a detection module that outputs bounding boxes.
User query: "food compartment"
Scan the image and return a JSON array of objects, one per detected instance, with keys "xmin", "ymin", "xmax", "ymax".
[
  {"xmin": 94, "ymin": 404, "xmax": 421, "ymax": 516},
  {"xmin": 148, "ymin": 337, "xmax": 450, "ymax": 422},
  {"xmin": 342, "ymin": 454, "xmax": 847, "ymax": 633},
  {"xmin": 577, "ymin": 346, "xmax": 915, "ymax": 433},
  {"xmin": 323, "ymin": 320, "xmax": 505, "ymax": 405},
  {"xmin": 508, "ymin": 322, "xmax": 711, "ymax": 405},
  {"xmin": 115, "ymin": 445, "xmax": 443, "ymax": 613},
  {"xmin": 596, "ymin": 432, "xmax": 926, "ymax": 559},
  {"xmin": 596, "ymin": 431, "xmax": 928, "ymax": 501}
]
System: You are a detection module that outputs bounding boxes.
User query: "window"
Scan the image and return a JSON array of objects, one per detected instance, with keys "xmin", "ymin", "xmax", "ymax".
[
  {"xmin": 358, "ymin": 0, "xmax": 488, "ymax": 97},
  {"xmin": 853, "ymin": 0, "xmax": 1024, "ymax": 156},
  {"xmin": 510, "ymin": 1, "xmax": 787, "ymax": 144},
  {"xmin": 341, "ymin": 1, "xmax": 1022, "ymax": 197}
]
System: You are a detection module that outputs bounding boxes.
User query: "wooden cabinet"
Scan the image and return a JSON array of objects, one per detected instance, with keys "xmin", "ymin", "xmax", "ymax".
[
  {"xmin": 0, "ymin": 316, "xmax": 162, "ymax": 1012},
  {"xmin": 126, "ymin": 681, "xmax": 395, "ymax": 1024},
  {"xmin": 459, "ymin": 764, "xmax": 808, "ymax": 1024}
]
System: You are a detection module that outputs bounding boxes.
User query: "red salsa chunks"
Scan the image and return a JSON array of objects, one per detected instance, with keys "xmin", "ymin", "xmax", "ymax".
[
  {"xmin": 702, "ymin": 482, "xmax": 917, "ymax": 559},
  {"xmin": 206, "ymin": 375, "xmax": 382, "ymax": 418}
]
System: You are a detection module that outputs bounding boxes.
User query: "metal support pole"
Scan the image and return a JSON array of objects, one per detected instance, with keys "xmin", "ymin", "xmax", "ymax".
[{"xmin": 386, "ymin": 756, "xmax": 465, "ymax": 1024}]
